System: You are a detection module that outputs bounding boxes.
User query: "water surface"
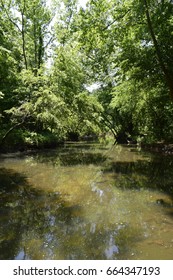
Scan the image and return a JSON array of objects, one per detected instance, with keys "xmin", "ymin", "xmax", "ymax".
[{"xmin": 0, "ymin": 143, "xmax": 173, "ymax": 259}]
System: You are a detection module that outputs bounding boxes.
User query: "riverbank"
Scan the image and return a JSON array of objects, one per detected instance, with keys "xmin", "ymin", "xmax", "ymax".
[
  {"xmin": 141, "ymin": 142, "xmax": 173, "ymax": 155},
  {"xmin": 0, "ymin": 129, "xmax": 64, "ymax": 153},
  {"xmin": 1, "ymin": 130, "xmax": 173, "ymax": 155}
]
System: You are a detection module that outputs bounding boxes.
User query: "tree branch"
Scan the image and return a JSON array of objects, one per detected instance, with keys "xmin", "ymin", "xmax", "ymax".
[
  {"xmin": 0, "ymin": 0, "xmax": 21, "ymax": 32},
  {"xmin": 102, "ymin": 9, "xmax": 130, "ymax": 31},
  {"xmin": 0, "ymin": 119, "xmax": 25, "ymax": 147}
]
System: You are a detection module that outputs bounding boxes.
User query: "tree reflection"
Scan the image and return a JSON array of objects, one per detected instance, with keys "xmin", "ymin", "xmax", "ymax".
[
  {"xmin": 103, "ymin": 156, "xmax": 173, "ymax": 199},
  {"xmin": 1, "ymin": 144, "xmax": 173, "ymax": 260},
  {"xmin": 0, "ymin": 167, "xmax": 143, "ymax": 260}
]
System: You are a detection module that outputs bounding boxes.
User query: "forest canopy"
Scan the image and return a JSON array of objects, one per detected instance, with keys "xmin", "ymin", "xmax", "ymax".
[{"xmin": 0, "ymin": 0, "xmax": 173, "ymax": 150}]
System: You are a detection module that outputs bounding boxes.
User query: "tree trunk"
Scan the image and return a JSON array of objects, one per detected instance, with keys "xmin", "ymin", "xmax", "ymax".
[
  {"xmin": 21, "ymin": 0, "xmax": 28, "ymax": 70},
  {"xmin": 143, "ymin": 0, "xmax": 173, "ymax": 99},
  {"xmin": 38, "ymin": 26, "xmax": 44, "ymax": 69}
]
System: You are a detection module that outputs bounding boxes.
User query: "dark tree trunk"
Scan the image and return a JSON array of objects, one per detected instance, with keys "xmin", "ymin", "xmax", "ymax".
[
  {"xmin": 21, "ymin": 0, "xmax": 28, "ymax": 70},
  {"xmin": 38, "ymin": 26, "xmax": 43, "ymax": 69},
  {"xmin": 143, "ymin": 0, "xmax": 173, "ymax": 99}
]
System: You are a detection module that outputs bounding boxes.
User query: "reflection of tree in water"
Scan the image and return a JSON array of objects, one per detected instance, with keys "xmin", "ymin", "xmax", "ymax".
[
  {"xmin": 0, "ymin": 168, "xmax": 30, "ymax": 259},
  {"xmin": 34, "ymin": 151, "xmax": 107, "ymax": 167},
  {"xmin": 15, "ymin": 196, "xmax": 142, "ymax": 260},
  {"xmin": 103, "ymin": 156, "xmax": 173, "ymax": 199},
  {"xmin": 0, "ymin": 167, "xmax": 143, "ymax": 260}
]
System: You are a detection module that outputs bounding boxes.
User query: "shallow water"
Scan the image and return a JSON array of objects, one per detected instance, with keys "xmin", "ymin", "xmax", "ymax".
[{"xmin": 0, "ymin": 143, "xmax": 173, "ymax": 260}]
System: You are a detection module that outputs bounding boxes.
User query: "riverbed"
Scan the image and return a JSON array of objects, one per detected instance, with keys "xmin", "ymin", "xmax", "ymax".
[{"xmin": 0, "ymin": 143, "xmax": 173, "ymax": 259}]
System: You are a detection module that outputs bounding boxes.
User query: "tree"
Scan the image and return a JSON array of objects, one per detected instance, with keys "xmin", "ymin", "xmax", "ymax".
[
  {"xmin": 0, "ymin": 2, "xmax": 20, "ymax": 124},
  {"xmin": 1, "ymin": 0, "xmax": 173, "ymax": 149},
  {"xmin": 0, "ymin": 0, "xmax": 57, "ymax": 148},
  {"xmin": 78, "ymin": 0, "xmax": 173, "ymax": 142},
  {"xmin": 51, "ymin": 44, "xmax": 103, "ymax": 139},
  {"xmin": 77, "ymin": 0, "xmax": 119, "ymax": 138},
  {"xmin": 143, "ymin": 0, "xmax": 173, "ymax": 99},
  {"xmin": 0, "ymin": 0, "xmax": 53, "ymax": 72},
  {"xmin": 50, "ymin": 0, "xmax": 103, "ymax": 139}
]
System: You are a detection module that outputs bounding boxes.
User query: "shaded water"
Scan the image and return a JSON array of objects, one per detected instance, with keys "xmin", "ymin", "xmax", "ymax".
[{"xmin": 0, "ymin": 143, "xmax": 173, "ymax": 260}]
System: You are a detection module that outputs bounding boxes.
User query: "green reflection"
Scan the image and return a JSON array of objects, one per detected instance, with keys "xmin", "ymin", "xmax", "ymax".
[{"xmin": 0, "ymin": 143, "xmax": 173, "ymax": 260}]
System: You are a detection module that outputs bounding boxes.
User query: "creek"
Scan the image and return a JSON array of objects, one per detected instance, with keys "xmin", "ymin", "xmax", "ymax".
[{"xmin": 0, "ymin": 143, "xmax": 173, "ymax": 259}]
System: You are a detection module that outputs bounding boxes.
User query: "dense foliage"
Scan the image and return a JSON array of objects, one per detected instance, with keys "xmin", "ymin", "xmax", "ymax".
[{"xmin": 0, "ymin": 0, "xmax": 173, "ymax": 150}]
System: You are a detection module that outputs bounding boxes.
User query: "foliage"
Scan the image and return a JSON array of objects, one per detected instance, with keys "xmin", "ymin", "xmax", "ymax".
[
  {"xmin": 51, "ymin": 44, "xmax": 103, "ymax": 138},
  {"xmin": 1, "ymin": 0, "xmax": 173, "ymax": 150},
  {"xmin": 5, "ymin": 69, "xmax": 70, "ymax": 137},
  {"xmin": 77, "ymin": 0, "xmax": 173, "ymax": 143}
]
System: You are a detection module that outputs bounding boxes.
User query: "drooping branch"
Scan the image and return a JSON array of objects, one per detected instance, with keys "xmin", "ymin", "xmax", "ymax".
[
  {"xmin": 0, "ymin": 120, "xmax": 25, "ymax": 147},
  {"xmin": 101, "ymin": 112, "xmax": 117, "ymax": 138}
]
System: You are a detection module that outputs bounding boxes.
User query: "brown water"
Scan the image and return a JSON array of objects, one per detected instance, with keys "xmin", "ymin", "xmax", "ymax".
[{"xmin": 0, "ymin": 143, "xmax": 173, "ymax": 260}]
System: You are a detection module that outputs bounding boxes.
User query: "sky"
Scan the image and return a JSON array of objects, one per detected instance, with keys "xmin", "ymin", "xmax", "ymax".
[
  {"xmin": 78, "ymin": 0, "xmax": 88, "ymax": 8},
  {"xmin": 47, "ymin": 0, "xmax": 88, "ymax": 9}
]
